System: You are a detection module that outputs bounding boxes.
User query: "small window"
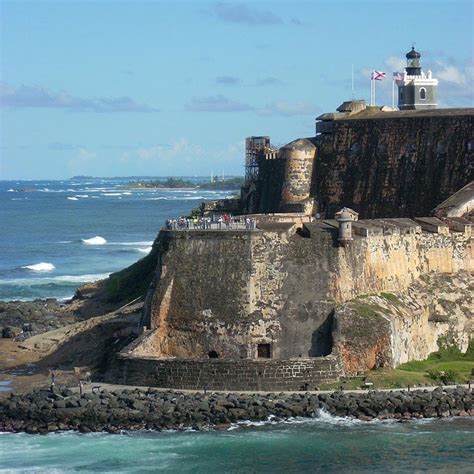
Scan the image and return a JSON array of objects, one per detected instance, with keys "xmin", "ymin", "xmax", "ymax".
[
  {"xmin": 257, "ymin": 343, "xmax": 271, "ymax": 359},
  {"xmin": 420, "ymin": 88, "xmax": 426, "ymax": 100},
  {"xmin": 399, "ymin": 89, "xmax": 404, "ymax": 100},
  {"xmin": 208, "ymin": 350, "xmax": 219, "ymax": 359}
]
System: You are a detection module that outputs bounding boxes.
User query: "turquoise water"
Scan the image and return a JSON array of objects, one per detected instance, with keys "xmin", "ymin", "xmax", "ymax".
[{"xmin": 0, "ymin": 417, "xmax": 473, "ymax": 472}]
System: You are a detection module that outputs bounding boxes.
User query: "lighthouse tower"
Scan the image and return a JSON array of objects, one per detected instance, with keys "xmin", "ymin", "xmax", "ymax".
[{"xmin": 396, "ymin": 47, "xmax": 438, "ymax": 110}]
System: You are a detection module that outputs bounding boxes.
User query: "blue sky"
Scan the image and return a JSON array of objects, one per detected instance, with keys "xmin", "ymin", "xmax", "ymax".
[{"xmin": 1, "ymin": 0, "xmax": 473, "ymax": 179}]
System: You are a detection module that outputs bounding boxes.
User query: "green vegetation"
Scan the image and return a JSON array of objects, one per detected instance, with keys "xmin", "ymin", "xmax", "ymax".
[
  {"xmin": 201, "ymin": 177, "xmax": 244, "ymax": 190},
  {"xmin": 320, "ymin": 339, "xmax": 474, "ymax": 391},
  {"xmin": 127, "ymin": 176, "xmax": 244, "ymax": 190},
  {"xmin": 128, "ymin": 177, "xmax": 195, "ymax": 188},
  {"xmin": 348, "ymin": 300, "xmax": 385, "ymax": 318},
  {"xmin": 105, "ymin": 246, "xmax": 158, "ymax": 303},
  {"xmin": 380, "ymin": 292, "xmax": 400, "ymax": 304}
]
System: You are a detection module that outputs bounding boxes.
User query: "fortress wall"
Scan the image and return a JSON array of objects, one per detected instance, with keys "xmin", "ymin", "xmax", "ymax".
[
  {"xmin": 135, "ymin": 225, "xmax": 471, "ymax": 380},
  {"xmin": 333, "ymin": 230, "xmax": 473, "ymax": 302},
  {"xmin": 313, "ymin": 113, "xmax": 474, "ymax": 218},
  {"xmin": 119, "ymin": 355, "xmax": 342, "ymax": 391}
]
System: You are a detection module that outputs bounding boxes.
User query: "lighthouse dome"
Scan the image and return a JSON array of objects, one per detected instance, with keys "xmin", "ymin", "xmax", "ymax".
[{"xmin": 406, "ymin": 47, "xmax": 421, "ymax": 59}]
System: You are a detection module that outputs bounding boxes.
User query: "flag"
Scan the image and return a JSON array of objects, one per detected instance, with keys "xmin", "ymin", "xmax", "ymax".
[
  {"xmin": 371, "ymin": 70, "xmax": 387, "ymax": 81},
  {"xmin": 393, "ymin": 72, "xmax": 403, "ymax": 81}
]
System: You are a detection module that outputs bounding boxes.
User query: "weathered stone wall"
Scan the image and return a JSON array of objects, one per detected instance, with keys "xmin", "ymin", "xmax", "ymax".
[
  {"xmin": 140, "ymin": 225, "xmax": 342, "ymax": 361},
  {"xmin": 314, "ymin": 112, "xmax": 474, "ymax": 218},
  {"xmin": 330, "ymin": 225, "xmax": 473, "ymax": 302},
  {"xmin": 332, "ymin": 272, "xmax": 473, "ymax": 376},
  {"xmin": 139, "ymin": 220, "xmax": 471, "ymax": 367},
  {"xmin": 118, "ymin": 355, "xmax": 342, "ymax": 391}
]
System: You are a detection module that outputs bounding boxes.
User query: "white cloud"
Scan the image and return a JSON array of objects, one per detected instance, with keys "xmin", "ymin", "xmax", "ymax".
[
  {"xmin": 435, "ymin": 62, "xmax": 467, "ymax": 86},
  {"xmin": 121, "ymin": 139, "xmax": 205, "ymax": 164},
  {"xmin": 385, "ymin": 56, "xmax": 405, "ymax": 72},
  {"xmin": 0, "ymin": 82, "xmax": 158, "ymax": 113},
  {"xmin": 77, "ymin": 148, "xmax": 97, "ymax": 161}
]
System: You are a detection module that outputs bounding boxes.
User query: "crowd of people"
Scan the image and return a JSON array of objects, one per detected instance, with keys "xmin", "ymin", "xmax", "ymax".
[{"xmin": 165, "ymin": 213, "xmax": 257, "ymax": 231}]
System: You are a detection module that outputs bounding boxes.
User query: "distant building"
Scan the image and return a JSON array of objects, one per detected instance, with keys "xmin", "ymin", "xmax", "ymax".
[{"xmin": 396, "ymin": 47, "xmax": 438, "ymax": 110}]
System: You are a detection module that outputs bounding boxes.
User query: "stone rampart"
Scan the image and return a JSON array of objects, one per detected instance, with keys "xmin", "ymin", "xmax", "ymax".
[
  {"xmin": 123, "ymin": 217, "xmax": 472, "ymax": 389},
  {"xmin": 118, "ymin": 355, "xmax": 342, "ymax": 391},
  {"xmin": 313, "ymin": 111, "xmax": 474, "ymax": 218}
]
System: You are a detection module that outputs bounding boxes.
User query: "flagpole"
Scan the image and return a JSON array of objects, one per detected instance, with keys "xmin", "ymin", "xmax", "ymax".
[
  {"xmin": 374, "ymin": 73, "xmax": 376, "ymax": 106},
  {"xmin": 351, "ymin": 64, "xmax": 354, "ymax": 100},
  {"xmin": 370, "ymin": 72, "xmax": 373, "ymax": 106},
  {"xmin": 392, "ymin": 75, "xmax": 395, "ymax": 109}
]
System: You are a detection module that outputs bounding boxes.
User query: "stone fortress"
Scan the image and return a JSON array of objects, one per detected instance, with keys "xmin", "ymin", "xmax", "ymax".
[{"xmin": 115, "ymin": 47, "xmax": 474, "ymax": 391}]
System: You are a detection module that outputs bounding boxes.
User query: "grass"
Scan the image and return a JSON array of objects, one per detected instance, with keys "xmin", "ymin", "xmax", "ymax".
[
  {"xmin": 320, "ymin": 340, "xmax": 474, "ymax": 391},
  {"xmin": 380, "ymin": 292, "xmax": 400, "ymax": 304},
  {"xmin": 105, "ymin": 245, "xmax": 158, "ymax": 303}
]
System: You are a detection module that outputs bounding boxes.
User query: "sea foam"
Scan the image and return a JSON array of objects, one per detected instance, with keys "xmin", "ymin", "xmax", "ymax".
[
  {"xmin": 67, "ymin": 197, "xmax": 79, "ymax": 201},
  {"xmin": 21, "ymin": 262, "xmax": 56, "ymax": 272},
  {"xmin": 82, "ymin": 236, "xmax": 107, "ymax": 245},
  {"xmin": 136, "ymin": 247, "xmax": 153, "ymax": 254}
]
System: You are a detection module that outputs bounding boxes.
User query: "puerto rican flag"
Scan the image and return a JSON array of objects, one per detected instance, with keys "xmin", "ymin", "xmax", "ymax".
[{"xmin": 371, "ymin": 70, "xmax": 387, "ymax": 81}]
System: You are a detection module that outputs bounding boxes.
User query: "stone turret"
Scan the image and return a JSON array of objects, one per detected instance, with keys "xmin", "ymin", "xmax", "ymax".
[
  {"xmin": 279, "ymin": 138, "xmax": 316, "ymax": 214},
  {"xmin": 335, "ymin": 207, "xmax": 358, "ymax": 246}
]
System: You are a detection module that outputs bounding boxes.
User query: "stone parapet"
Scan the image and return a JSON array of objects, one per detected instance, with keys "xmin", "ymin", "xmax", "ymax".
[{"xmin": 117, "ymin": 355, "xmax": 342, "ymax": 391}]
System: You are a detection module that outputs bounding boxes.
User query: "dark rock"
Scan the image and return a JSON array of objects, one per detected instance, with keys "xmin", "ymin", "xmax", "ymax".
[{"xmin": 2, "ymin": 326, "xmax": 22, "ymax": 338}]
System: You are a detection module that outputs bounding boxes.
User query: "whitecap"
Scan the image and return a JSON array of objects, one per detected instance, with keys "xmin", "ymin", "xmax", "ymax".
[
  {"xmin": 67, "ymin": 197, "xmax": 79, "ymax": 201},
  {"xmin": 136, "ymin": 246, "xmax": 152, "ymax": 254},
  {"xmin": 21, "ymin": 262, "xmax": 56, "ymax": 272},
  {"xmin": 109, "ymin": 241, "xmax": 153, "ymax": 246},
  {"xmin": 82, "ymin": 236, "xmax": 107, "ymax": 245},
  {"xmin": 103, "ymin": 193, "xmax": 122, "ymax": 196},
  {"xmin": 54, "ymin": 273, "xmax": 110, "ymax": 283},
  {"xmin": 122, "ymin": 192, "xmax": 132, "ymax": 195},
  {"xmin": 7, "ymin": 189, "xmax": 14, "ymax": 192},
  {"xmin": 0, "ymin": 273, "xmax": 109, "ymax": 286}
]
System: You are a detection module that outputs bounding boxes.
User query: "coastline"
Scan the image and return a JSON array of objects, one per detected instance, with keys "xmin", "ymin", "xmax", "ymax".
[{"xmin": 0, "ymin": 385, "xmax": 472, "ymax": 434}]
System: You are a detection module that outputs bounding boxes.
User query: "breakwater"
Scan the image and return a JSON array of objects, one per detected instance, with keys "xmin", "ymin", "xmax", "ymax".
[{"xmin": 0, "ymin": 387, "xmax": 472, "ymax": 434}]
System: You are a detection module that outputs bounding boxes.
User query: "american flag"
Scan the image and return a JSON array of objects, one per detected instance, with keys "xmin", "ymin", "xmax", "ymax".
[{"xmin": 371, "ymin": 70, "xmax": 387, "ymax": 81}]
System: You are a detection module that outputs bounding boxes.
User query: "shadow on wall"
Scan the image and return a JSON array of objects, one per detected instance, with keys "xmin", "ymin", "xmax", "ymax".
[{"xmin": 309, "ymin": 313, "xmax": 334, "ymax": 357}]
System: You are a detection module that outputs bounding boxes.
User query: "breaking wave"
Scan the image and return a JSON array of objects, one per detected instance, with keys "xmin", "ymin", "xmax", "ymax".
[
  {"xmin": 108, "ymin": 241, "xmax": 154, "ymax": 246},
  {"xmin": 67, "ymin": 197, "xmax": 79, "ymax": 201},
  {"xmin": 82, "ymin": 236, "xmax": 107, "ymax": 245},
  {"xmin": 136, "ymin": 247, "xmax": 152, "ymax": 254},
  {"xmin": 21, "ymin": 262, "xmax": 55, "ymax": 272}
]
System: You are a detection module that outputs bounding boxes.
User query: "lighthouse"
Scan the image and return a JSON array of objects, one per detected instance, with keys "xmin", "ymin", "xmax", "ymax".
[{"xmin": 396, "ymin": 47, "xmax": 438, "ymax": 110}]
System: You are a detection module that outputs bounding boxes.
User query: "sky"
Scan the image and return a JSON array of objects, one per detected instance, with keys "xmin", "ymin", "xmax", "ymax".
[{"xmin": 0, "ymin": 0, "xmax": 473, "ymax": 179}]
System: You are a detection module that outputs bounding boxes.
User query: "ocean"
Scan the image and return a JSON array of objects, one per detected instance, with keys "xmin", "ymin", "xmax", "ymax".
[
  {"xmin": 1, "ymin": 178, "xmax": 473, "ymax": 472},
  {"xmin": 0, "ymin": 178, "xmax": 235, "ymax": 301},
  {"xmin": 0, "ymin": 417, "xmax": 473, "ymax": 473}
]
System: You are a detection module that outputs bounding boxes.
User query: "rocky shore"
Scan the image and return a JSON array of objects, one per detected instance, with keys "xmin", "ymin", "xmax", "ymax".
[
  {"xmin": 0, "ymin": 300, "xmax": 79, "ymax": 339},
  {"xmin": 0, "ymin": 386, "xmax": 472, "ymax": 434}
]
